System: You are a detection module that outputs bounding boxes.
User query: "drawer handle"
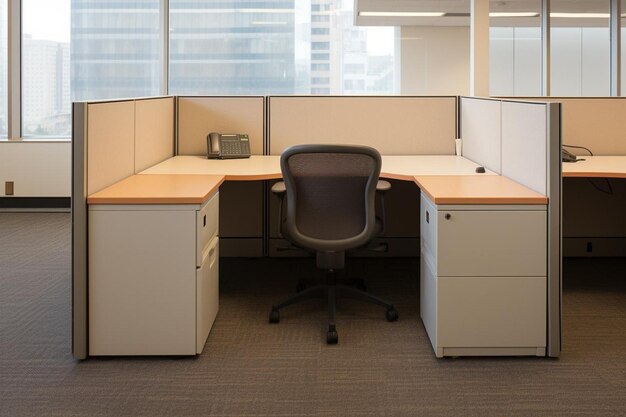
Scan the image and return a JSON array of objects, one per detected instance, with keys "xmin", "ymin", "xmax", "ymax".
[
  {"xmin": 426, "ymin": 210, "xmax": 429, "ymax": 224},
  {"xmin": 445, "ymin": 213, "xmax": 451, "ymax": 220},
  {"xmin": 203, "ymin": 214, "xmax": 206, "ymax": 227}
]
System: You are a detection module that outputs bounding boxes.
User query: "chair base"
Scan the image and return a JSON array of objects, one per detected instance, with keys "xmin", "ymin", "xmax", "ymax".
[{"xmin": 269, "ymin": 270, "xmax": 398, "ymax": 344}]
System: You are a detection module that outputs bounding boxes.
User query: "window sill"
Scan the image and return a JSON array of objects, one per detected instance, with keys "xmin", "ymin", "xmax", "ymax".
[{"xmin": 0, "ymin": 137, "xmax": 71, "ymax": 143}]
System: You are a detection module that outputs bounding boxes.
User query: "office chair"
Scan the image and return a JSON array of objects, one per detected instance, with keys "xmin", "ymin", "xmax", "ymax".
[{"xmin": 269, "ymin": 144, "xmax": 398, "ymax": 344}]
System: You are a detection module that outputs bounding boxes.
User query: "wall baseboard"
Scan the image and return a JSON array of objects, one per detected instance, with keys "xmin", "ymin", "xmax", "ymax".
[
  {"xmin": 564, "ymin": 237, "xmax": 626, "ymax": 257},
  {"xmin": 0, "ymin": 197, "xmax": 71, "ymax": 211}
]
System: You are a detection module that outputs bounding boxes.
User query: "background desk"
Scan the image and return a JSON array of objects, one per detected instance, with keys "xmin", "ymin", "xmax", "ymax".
[
  {"xmin": 86, "ymin": 156, "xmax": 549, "ymax": 357},
  {"xmin": 562, "ymin": 156, "xmax": 626, "ymax": 178},
  {"xmin": 562, "ymin": 156, "xmax": 626, "ymax": 257}
]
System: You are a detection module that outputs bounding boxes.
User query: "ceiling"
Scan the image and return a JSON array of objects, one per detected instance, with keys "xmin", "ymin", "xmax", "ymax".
[{"xmin": 355, "ymin": 0, "xmax": 615, "ymax": 28}]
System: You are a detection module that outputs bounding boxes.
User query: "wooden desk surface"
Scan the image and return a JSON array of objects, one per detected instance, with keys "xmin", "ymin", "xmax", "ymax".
[
  {"xmin": 140, "ymin": 156, "xmax": 282, "ymax": 180},
  {"xmin": 414, "ymin": 175, "xmax": 548, "ymax": 205},
  {"xmin": 87, "ymin": 174, "xmax": 224, "ymax": 204},
  {"xmin": 562, "ymin": 156, "xmax": 626, "ymax": 178},
  {"xmin": 140, "ymin": 155, "xmax": 495, "ymax": 180},
  {"xmin": 96, "ymin": 156, "xmax": 543, "ymax": 205}
]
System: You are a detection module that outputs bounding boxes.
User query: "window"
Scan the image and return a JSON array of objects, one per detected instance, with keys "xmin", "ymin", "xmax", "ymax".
[
  {"xmin": 312, "ymin": 42, "xmax": 329, "ymax": 50},
  {"xmin": 22, "ymin": 0, "xmax": 71, "ymax": 137},
  {"xmin": 169, "ymin": 1, "xmax": 396, "ymax": 95},
  {"xmin": 489, "ymin": 0, "xmax": 542, "ymax": 96},
  {"xmin": 0, "ymin": 0, "xmax": 7, "ymax": 137},
  {"xmin": 71, "ymin": 0, "xmax": 162, "ymax": 101},
  {"xmin": 311, "ymin": 28, "xmax": 329, "ymax": 36},
  {"xmin": 551, "ymin": 0, "xmax": 610, "ymax": 96}
]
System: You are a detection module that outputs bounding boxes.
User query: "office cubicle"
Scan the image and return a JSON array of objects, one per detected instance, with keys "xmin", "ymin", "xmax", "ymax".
[
  {"xmin": 72, "ymin": 95, "xmax": 563, "ymax": 359},
  {"xmin": 500, "ymin": 97, "xmax": 626, "ymax": 257},
  {"xmin": 267, "ymin": 96, "xmax": 458, "ymax": 257},
  {"xmin": 460, "ymin": 97, "xmax": 562, "ymax": 358},
  {"xmin": 72, "ymin": 96, "xmax": 176, "ymax": 359}
]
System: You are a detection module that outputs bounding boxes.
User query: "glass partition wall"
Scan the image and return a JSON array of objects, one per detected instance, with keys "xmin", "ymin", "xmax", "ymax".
[
  {"xmin": 550, "ymin": 0, "xmax": 611, "ymax": 96},
  {"xmin": 490, "ymin": 0, "xmax": 542, "ymax": 96}
]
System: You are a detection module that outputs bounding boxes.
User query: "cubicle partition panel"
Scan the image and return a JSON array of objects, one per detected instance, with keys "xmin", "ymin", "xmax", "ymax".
[
  {"xmin": 459, "ymin": 97, "xmax": 502, "ymax": 174},
  {"xmin": 176, "ymin": 96, "xmax": 267, "ymax": 257},
  {"xmin": 72, "ymin": 96, "xmax": 176, "ymax": 359},
  {"xmin": 268, "ymin": 96, "xmax": 457, "ymax": 155},
  {"xmin": 506, "ymin": 97, "xmax": 626, "ymax": 256},
  {"xmin": 266, "ymin": 96, "xmax": 458, "ymax": 258},
  {"xmin": 177, "ymin": 96, "xmax": 266, "ymax": 156},
  {"xmin": 460, "ymin": 97, "xmax": 562, "ymax": 358},
  {"xmin": 134, "ymin": 97, "xmax": 176, "ymax": 173}
]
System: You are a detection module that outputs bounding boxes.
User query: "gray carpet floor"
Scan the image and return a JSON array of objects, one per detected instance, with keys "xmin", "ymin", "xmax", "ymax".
[{"xmin": 0, "ymin": 212, "xmax": 625, "ymax": 417}]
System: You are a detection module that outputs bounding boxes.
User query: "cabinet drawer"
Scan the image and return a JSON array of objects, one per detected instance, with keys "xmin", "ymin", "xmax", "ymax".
[
  {"xmin": 197, "ymin": 236, "xmax": 219, "ymax": 354},
  {"xmin": 437, "ymin": 210, "xmax": 546, "ymax": 277},
  {"xmin": 420, "ymin": 194, "xmax": 437, "ymax": 266},
  {"xmin": 197, "ymin": 192, "xmax": 219, "ymax": 267},
  {"xmin": 437, "ymin": 276, "xmax": 546, "ymax": 348}
]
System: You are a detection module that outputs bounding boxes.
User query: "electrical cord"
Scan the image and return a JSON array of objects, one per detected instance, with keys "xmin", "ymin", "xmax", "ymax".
[
  {"xmin": 563, "ymin": 144, "xmax": 612, "ymax": 194},
  {"xmin": 563, "ymin": 144, "xmax": 593, "ymax": 156},
  {"xmin": 588, "ymin": 177, "xmax": 613, "ymax": 195}
]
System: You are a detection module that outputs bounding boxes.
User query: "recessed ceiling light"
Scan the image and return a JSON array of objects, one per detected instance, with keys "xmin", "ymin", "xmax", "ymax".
[
  {"xmin": 550, "ymin": 12, "xmax": 609, "ymax": 18},
  {"xmin": 359, "ymin": 11, "xmax": 446, "ymax": 18},
  {"xmin": 490, "ymin": 12, "xmax": 540, "ymax": 18}
]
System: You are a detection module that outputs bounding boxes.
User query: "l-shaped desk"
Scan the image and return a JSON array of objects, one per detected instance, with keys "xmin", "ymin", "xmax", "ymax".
[{"xmin": 87, "ymin": 155, "xmax": 549, "ymax": 358}]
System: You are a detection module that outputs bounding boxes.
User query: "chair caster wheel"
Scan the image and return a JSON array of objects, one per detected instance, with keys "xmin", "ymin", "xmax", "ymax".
[
  {"xmin": 326, "ymin": 325, "xmax": 338, "ymax": 344},
  {"xmin": 296, "ymin": 282, "xmax": 306, "ymax": 292},
  {"xmin": 386, "ymin": 307, "xmax": 399, "ymax": 322},
  {"xmin": 269, "ymin": 309, "xmax": 280, "ymax": 324}
]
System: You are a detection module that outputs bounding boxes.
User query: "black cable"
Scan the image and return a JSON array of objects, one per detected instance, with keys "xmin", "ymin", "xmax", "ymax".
[
  {"xmin": 587, "ymin": 178, "xmax": 613, "ymax": 195},
  {"xmin": 563, "ymin": 144, "xmax": 593, "ymax": 156}
]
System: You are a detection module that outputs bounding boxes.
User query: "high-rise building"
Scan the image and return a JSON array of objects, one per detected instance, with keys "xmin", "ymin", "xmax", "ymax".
[
  {"xmin": 169, "ymin": 0, "xmax": 310, "ymax": 95},
  {"xmin": 22, "ymin": 35, "xmax": 70, "ymax": 136},
  {"xmin": 70, "ymin": 0, "xmax": 161, "ymax": 101}
]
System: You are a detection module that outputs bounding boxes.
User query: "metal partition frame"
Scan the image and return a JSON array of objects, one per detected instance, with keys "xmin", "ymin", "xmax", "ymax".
[{"xmin": 71, "ymin": 102, "xmax": 88, "ymax": 359}]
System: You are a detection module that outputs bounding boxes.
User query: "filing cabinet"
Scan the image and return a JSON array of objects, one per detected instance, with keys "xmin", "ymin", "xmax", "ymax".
[
  {"xmin": 88, "ymin": 192, "xmax": 220, "ymax": 355},
  {"xmin": 419, "ymin": 193, "xmax": 547, "ymax": 358}
]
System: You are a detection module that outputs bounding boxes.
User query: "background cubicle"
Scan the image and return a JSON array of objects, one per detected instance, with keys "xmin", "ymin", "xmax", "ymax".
[
  {"xmin": 72, "ymin": 95, "xmax": 562, "ymax": 359},
  {"xmin": 501, "ymin": 97, "xmax": 626, "ymax": 257}
]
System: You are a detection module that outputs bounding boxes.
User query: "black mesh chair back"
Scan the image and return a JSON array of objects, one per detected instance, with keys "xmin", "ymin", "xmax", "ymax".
[{"xmin": 281, "ymin": 144, "xmax": 381, "ymax": 253}]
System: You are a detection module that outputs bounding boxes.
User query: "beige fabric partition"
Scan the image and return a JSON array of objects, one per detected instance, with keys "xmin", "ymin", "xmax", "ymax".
[
  {"xmin": 177, "ymin": 96, "xmax": 265, "ymax": 156},
  {"xmin": 268, "ymin": 96, "xmax": 457, "ymax": 155},
  {"xmin": 557, "ymin": 99, "xmax": 626, "ymax": 156},
  {"xmin": 501, "ymin": 101, "xmax": 548, "ymax": 195},
  {"xmin": 135, "ymin": 97, "xmax": 175, "ymax": 172},
  {"xmin": 460, "ymin": 97, "xmax": 501, "ymax": 174},
  {"xmin": 87, "ymin": 101, "xmax": 136, "ymax": 195},
  {"xmin": 501, "ymin": 97, "xmax": 626, "ymax": 156}
]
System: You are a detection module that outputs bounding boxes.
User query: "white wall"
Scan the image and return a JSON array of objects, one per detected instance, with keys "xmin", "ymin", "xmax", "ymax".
[
  {"xmin": 0, "ymin": 142, "xmax": 71, "ymax": 197},
  {"xmin": 400, "ymin": 26, "xmax": 470, "ymax": 95}
]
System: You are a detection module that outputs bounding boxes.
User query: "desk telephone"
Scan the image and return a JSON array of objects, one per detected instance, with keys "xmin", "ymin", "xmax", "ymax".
[
  {"xmin": 207, "ymin": 132, "xmax": 251, "ymax": 159},
  {"xmin": 562, "ymin": 148, "xmax": 578, "ymax": 163}
]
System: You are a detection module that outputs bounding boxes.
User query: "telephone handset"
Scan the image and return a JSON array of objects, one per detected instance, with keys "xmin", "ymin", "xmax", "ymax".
[
  {"xmin": 207, "ymin": 132, "xmax": 251, "ymax": 159},
  {"xmin": 562, "ymin": 148, "xmax": 578, "ymax": 163}
]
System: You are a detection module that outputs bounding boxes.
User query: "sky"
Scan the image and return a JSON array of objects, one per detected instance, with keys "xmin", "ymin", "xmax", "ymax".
[{"xmin": 22, "ymin": 0, "xmax": 71, "ymax": 43}]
